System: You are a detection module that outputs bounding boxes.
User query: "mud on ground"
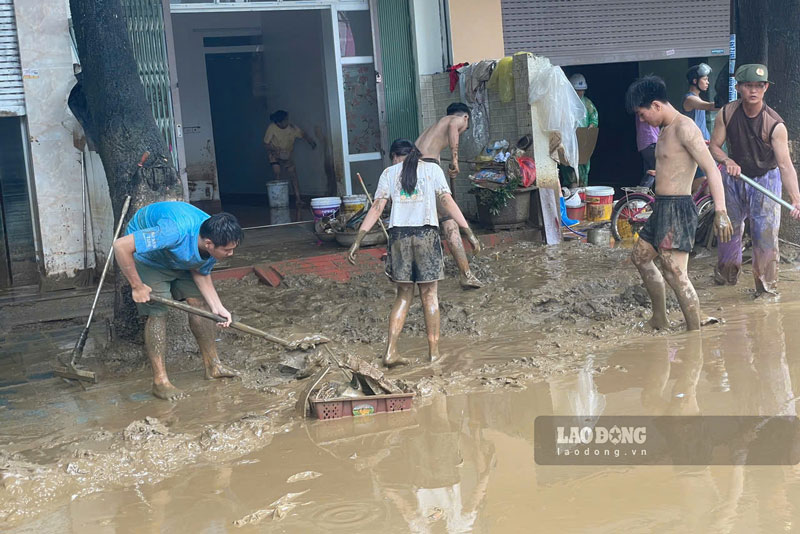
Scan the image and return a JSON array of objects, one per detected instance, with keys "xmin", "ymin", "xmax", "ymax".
[{"xmin": 0, "ymin": 239, "xmax": 724, "ymax": 524}]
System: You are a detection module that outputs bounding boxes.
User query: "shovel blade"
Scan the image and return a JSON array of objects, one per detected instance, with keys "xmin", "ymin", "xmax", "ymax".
[{"xmin": 288, "ymin": 334, "xmax": 331, "ymax": 351}]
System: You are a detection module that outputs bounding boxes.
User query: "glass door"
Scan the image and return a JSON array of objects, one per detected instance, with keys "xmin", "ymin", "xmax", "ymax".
[{"xmin": 332, "ymin": 5, "xmax": 386, "ymax": 195}]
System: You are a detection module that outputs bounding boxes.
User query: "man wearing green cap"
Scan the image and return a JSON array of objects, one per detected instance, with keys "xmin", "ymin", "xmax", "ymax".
[{"xmin": 710, "ymin": 64, "xmax": 800, "ymax": 296}]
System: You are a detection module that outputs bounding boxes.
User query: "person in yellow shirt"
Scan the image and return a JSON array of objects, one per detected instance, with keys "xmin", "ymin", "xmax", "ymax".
[{"xmin": 263, "ymin": 110, "xmax": 316, "ymax": 207}]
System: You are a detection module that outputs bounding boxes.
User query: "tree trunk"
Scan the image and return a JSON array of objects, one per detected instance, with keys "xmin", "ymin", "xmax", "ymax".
[
  {"xmin": 736, "ymin": 0, "xmax": 768, "ymax": 66},
  {"xmin": 768, "ymin": 0, "xmax": 800, "ymax": 248},
  {"xmin": 70, "ymin": 0, "xmax": 183, "ymax": 340}
]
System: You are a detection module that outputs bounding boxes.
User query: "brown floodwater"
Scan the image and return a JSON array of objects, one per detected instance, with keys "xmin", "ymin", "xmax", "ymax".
[{"xmin": 6, "ymin": 289, "xmax": 800, "ymax": 533}]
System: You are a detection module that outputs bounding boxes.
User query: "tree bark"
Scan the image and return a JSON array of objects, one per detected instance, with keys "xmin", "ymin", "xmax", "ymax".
[
  {"xmin": 736, "ymin": 0, "xmax": 768, "ymax": 66},
  {"xmin": 768, "ymin": 0, "xmax": 800, "ymax": 248},
  {"xmin": 70, "ymin": 0, "xmax": 183, "ymax": 340}
]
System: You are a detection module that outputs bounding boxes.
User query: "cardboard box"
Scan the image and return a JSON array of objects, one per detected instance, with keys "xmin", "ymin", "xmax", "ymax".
[{"xmin": 577, "ymin": 127, "xmax": 599, "ymax": 165}]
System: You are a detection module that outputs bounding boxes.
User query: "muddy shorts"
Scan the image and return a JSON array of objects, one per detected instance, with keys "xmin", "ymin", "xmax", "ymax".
[
  {"xmin": 637, "ymin": 195, "xmax": 697, "ymax": 252},
  {"xmin": 268, "ymin": 152, "xmax": 295, "ymax": 168},
  {"xmin": 385, "ymin": 226, "xmax": 444, "ymax": 283},
  {"xmin": 134, "ymin": 260, "xmax": 203, "ymax": 316}
]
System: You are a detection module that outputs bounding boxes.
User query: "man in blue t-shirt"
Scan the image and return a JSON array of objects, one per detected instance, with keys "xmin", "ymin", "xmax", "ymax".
[
  {"xmin": 113, "ymin": 201, "xmax": 244, "ymax": 400},
  {"xmin": 683, "ymin": 63, "xmax": 717, "ymax": 183}
]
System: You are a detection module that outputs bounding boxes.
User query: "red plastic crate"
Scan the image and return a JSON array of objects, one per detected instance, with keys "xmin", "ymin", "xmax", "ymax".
[{"xmin": 310, "ymin": 393, "xmax": 414, "ymax": 420}]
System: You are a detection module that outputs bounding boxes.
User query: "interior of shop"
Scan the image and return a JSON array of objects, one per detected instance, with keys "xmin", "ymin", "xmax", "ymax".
[
  {"xmin": 172, "ymin": 10, "xmax": 338, "ymax": 227},
  {"xmin": 562, "ymin": 55, "xmax": 727, "ymax": 191}
]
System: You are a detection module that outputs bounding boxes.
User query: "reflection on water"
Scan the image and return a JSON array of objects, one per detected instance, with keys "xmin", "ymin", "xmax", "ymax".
[{"xmin": 10, "ymin": 303, "xmax": 800, "ymax": 533}]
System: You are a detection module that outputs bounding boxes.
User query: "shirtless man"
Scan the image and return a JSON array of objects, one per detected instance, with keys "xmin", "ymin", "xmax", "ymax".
[
  {"xmin": 416, "ymin": 102, "xmax": 483, "ymax": 289},
  {"xmin": 625, "ymin": 76, "xmax": 732, "ymax": 331}
]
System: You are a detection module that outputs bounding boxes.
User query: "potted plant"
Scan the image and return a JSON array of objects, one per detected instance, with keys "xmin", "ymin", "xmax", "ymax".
[{"xmin": 471, "ymin": 167, "xmax": 536, "ymax": 229}]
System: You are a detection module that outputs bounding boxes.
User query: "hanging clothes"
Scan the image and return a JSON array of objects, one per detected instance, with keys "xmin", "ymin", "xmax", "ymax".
[{"xmin": 446, "ymin": 62, "xmax": 469, "ymax": 92}]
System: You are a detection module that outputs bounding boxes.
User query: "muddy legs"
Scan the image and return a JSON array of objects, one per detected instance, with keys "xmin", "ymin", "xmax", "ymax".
[
  {"xmin": 186, "ymin": 298, "xmax": 240, "ymax": 380},
  {"xmin": 631, "ymin": 239, "xmax": 669, "ymax": 330},
  {"xmin": 145, "ymin": 315, "xmax": 184, "ymax": 400},
  {"xmin": 442, "ymin": 219, "xmax": 482, "ymax": 289},
  {"xmin": 145, "ymin": 299, "xmax": 239, "ymax": 400},
  {"xmin": 659, "ymin": 251, "xmax": 701, "ymax": 331},
  {"xmin": 286, "ymin": 161, "xmax": 303, "ymax": 208},
  {"xmin": 418, "ymin": 282, "xmax": 440, "ymax": 362},
  {"xmin": 632, "ymin": 240, "xmax": 701, "ymax": 331},
  {"xmin": 384, "ymin": 283, "xmax": 414, "ymax": 367},
  {"xmin": 384, "ymin": 282, "xmax": 441, "ymax": 366}
]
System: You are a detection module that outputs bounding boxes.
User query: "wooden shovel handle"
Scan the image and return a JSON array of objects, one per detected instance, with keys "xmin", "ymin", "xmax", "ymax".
[
  {"xmin": 148, "ymin": 294, "xmax": 292, "ymax": 348},
  {"xmin": 356, "ymin": 172, "xmax": 390, "ymax": 241}
]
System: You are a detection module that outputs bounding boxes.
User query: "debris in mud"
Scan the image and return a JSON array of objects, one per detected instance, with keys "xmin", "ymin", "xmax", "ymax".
[
  {"xmin": 122, "ymin": 417, "xmax": 169, "ymax": 441},
  {"xmin": 232, "ymin": 490, "xmax": 309, "ymax": 526},
  {"xmin": 338, "ymin": 353, "xmax": 401, "ymax": 394},
  {"xmin": 286, "ymin": 471, "xmax": 322, "ymax": 483},
  {"xmin": 232, "ymin": 508, "xmax": 274, "ymax": 527},
  {"xmin": 427, "ymin": 507, "xmax": 445, "ymax": 522},
  {"xmin": 444, "ymin": 255, "xmax": 499, "ymax": 284}
]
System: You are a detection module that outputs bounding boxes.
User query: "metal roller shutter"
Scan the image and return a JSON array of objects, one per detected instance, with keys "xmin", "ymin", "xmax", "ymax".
[
  {"xmin": 0, "ymin": 0, "xmax": 25, "ymax": 116},
  {"xmin": 376, "ymin": 0, "xmax": 419, "ymax": 143},
  {"xmin": 501, "ymin": 0, "xmax": 730, "ymax": 66}
]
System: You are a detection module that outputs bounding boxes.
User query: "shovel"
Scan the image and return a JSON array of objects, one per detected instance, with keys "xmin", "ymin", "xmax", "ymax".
[{"xmin": 148, "ymin": 295, "xmax": 329, "ymax": 350}]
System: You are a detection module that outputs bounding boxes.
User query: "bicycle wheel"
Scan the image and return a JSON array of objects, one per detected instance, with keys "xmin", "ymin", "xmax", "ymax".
[
  {"xmin": 610, "ymin": 193, "xmax": 654, "ymax": 241},
  {"xmin": 694, "ymin": 197, "xmax": 715, "ymax": 249}
]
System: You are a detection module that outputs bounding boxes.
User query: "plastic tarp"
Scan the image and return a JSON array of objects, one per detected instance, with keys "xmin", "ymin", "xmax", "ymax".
[
  {"xmin": 487, "ymin": 56, "xmax": 514, "ymax": 103},
  {"xmin": 528, "ymin": 58, "xmax": 586, "ymax": 175}
]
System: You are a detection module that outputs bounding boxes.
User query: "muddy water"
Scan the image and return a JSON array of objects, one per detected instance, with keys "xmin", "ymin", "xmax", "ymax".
[{"xmin": 7, "ymin": 289, "xmax": 800, "ymax": 533}]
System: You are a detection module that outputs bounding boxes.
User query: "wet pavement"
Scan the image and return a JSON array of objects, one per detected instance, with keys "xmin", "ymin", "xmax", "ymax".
[{"xmin": 5, "ymin": 287, "xmax": 800, "ymax": 532}]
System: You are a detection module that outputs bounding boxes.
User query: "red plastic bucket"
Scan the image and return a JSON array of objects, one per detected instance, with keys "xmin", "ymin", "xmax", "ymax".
[{"xmin": 566, "ymin": 203, "xmax": 585, "ymax": 221}]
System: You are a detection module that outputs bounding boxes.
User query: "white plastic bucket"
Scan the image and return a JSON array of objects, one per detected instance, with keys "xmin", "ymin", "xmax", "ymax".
[
  {"xmin": 270, "ymin": 207, "xmax": 291, "ymax": 225},
  {"xmin": 267, "ymin": 180, "xmax": 289, "ymax": 208},
  {"xmin": 311, "ymin": 196, "xmax": 342, "ymax": 220},
  {"xmin": 342, "ymin": 194, "xmax": 367, "ymax": 214}
]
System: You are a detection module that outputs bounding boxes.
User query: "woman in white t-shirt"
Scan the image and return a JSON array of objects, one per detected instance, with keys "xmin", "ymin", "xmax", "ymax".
[{"xmin": 348, "ymin": 139, "xmax": 478, "ymax": 367}]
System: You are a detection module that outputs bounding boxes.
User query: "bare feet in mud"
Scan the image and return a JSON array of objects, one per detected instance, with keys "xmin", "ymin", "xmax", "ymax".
[
  {"xmin": 754, "ymin": 290, "xmax": 780, "ymax": 301},
  {"xmin": 645, "ymin": 316, "xmax": 670, "ymax": 330},
  {"xmin": 153, "ymin": 382, "xmax": 185, "ymax": 400},
  {"xmin": 382, "ymin": 354, "xmax": 410, "ymax": 368},
  {"xmin": 205, "ymin": 361, "xmax": 240, "ymax": 380},
  {"xmin": 460, "ymin": 271, "xmax": 483, "ymax": 289}
]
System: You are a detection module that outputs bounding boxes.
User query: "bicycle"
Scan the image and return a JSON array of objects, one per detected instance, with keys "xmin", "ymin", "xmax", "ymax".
[{"xmin": 610, "ymin": 176, "xmax": 716, "ymax": 250}]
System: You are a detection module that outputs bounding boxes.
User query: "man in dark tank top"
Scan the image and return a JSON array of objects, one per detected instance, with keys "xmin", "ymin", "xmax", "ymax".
[{"xmin": 709, "ymin": 64, "xmax": 800, "ymax": 297}]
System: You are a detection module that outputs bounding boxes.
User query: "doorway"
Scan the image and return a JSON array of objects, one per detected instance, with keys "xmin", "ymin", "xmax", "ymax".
[
  {"xmin": 0, "ymin": 117, "xmax": 37, "ymax": 288},
  {"xmin": 206, "ymin": 52, "xmax": 270, "ymax": 226},
  {"xmin": 563, "ymin": 62, "xmax": 641, "ymax": 189}
]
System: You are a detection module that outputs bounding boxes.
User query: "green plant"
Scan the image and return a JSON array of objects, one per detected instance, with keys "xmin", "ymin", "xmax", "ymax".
[{"xmin": 471, "ymin": 174, "xmax": 522, "ymax": 216}]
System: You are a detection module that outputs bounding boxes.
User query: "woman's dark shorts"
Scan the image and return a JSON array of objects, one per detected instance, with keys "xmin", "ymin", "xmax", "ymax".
[
  {"xmin": 386, "ymin": 226, "xmax": 444, "ymax": 283},
  {"xmin": 638, "ymin": 195, "xmax": 698, "ymax": 252}
]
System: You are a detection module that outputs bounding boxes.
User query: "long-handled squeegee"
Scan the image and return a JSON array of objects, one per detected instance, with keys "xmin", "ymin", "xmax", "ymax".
[{"xmin": 54, "ymin": 195, "xmax": 132, "ymax": 384}]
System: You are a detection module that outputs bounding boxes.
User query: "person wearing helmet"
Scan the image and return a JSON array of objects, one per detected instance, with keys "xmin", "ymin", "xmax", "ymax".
[
  {"xmin": 710, "ymin": 64, "xmax": 800, "ymax": 296},
  {"xmin": 567, "ymin": 73, "xmax": 598, "ymax": 188},
  {"xmin": 682, "ymin": 63, "xmax": 716, "ymax": 141}
]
